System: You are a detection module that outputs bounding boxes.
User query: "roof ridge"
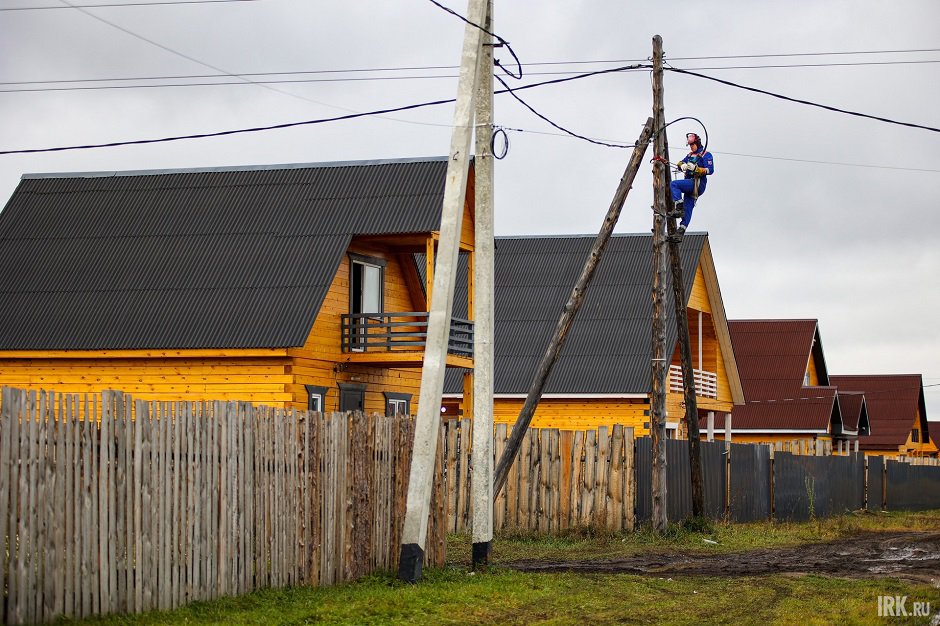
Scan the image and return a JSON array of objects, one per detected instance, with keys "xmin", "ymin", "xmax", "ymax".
[{"xmin": 21, "ymin": 156, "xmax": 448, "ymax": 180}]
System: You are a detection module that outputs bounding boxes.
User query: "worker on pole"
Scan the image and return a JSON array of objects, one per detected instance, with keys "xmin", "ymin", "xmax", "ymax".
[{"xmin": 670, "ymin": 132, "xmax": 713, "ymax": 237}]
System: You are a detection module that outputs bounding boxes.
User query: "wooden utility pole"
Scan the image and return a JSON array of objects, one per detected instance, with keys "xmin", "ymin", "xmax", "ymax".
[
  {"xmin": 399, "ymin": 0, "xmax": 487, "ymax": 584},
  {"xmin": 663, "ymin": 142, "xmax": 705, "ymax": 519},
  {"xmin": 471, "ymin": 0, "xmax": 495, "ymax": 568},
  {"xmin": 650, "ymin": 35, "xmax": 669, "ymax": 533},
  {"xmin": 492, "ymin": 117, "xmax": 655, "ymax": 497}
]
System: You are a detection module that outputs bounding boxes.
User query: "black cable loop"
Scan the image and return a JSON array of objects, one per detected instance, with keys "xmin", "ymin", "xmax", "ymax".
[{"xmin": 491, "ymin": 127, "xmax": 509, "ymax": 159}]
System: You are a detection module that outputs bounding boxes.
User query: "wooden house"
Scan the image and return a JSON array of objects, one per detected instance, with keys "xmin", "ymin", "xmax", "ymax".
[
  {"xmin": 440, "ymin": 233, "xmax": 745, "ymax": 436},
  {"xmin": 829, "ymin": 374, "xmax": 935, "ymax": 457},
  {"xmin": 725, "ymin": 319, "xmax": 869, "ymax": 447},
  {"xmin": 0, "ymin": 157, "xmax": 476, "ymax": 415}
]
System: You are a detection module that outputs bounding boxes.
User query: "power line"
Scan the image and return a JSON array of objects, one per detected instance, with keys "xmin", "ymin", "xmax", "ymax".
[
  {"xmin": 424, "ymin": 0, "xmax": 522, "ymax": 79},
  {"xmin": 494, "ymin": 72, "xmax": 637, "ymax": 149},
  {"xmin": 0, "ymin": 65, "xmax": 642, "ymax": 155},
  {"xmin": 666, "ymin": 65, "xmax": 940, "ymax": 134},
  {"xmin": 4, "ymin": 59, "xmax": 939, "ymax": 92},
  {"xmin": 1, "ymin": 0, "xmax": 260, "ymax": 9}
]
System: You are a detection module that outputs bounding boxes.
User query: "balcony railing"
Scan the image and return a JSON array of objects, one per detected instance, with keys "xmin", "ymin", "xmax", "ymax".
[
  {"xmin": 668, "ymin": 364, "xmax": 718, "ymax": 399},
  {"xmin": 341, "ymin": 312, "xmax": 473, "ymax": 357}
]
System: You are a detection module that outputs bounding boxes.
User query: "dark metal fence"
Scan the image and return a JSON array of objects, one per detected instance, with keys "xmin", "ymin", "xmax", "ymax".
[
  {"xmin": 885, "ymin": 461, "xmax": 940, "ymax": 511},
  {"xmin": 729, "ymin": 443, "xmax": 770, "ymax": 522},
  {"xmin": 772, "ymin": 453, "xmax": 864, "ymax": 521},
  {"xmin": 634, "ymin": 438, "xmax": 940, "ymax": 526},
  {"xmin": 867, "ymin": 456, "xmax": 884, "ymax": 511}
]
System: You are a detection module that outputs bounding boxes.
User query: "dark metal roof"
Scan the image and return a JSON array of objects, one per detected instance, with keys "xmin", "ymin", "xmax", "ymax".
[
  {"xmin": 830, "ymin": 374, "xmax": 928, "ymax": 450},
  {"xmin": 0, "ymin": 157, "xmax": 449, "ymax": 350},
  {"xmin": 443, "ymin": 233, "xmax": 707, "ymax": 395}
]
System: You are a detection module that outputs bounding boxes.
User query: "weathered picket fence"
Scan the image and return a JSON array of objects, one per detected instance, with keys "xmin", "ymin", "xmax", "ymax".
[
  {"xmin": 0, "ymin": 387, "xmax": 445, "ymax": 625},
  {"xmin": 442, "ymin": 419, "xmax": 635, "ymax": 533}
]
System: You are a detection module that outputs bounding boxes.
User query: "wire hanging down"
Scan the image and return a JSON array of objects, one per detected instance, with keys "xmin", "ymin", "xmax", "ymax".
[{"xmin": 424, "ymin": 0, "xmax": 523, "ymax": 80}]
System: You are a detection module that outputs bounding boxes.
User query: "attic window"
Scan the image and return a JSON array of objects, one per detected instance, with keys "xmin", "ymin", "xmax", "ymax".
[{"xmin": 912, "ymin": 428, "xmax": 920, "ymax": 443}]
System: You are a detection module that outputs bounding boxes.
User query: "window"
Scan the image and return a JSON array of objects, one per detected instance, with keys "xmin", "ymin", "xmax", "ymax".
[
  {"xmin": 339, "ymin": 383, "xmax": 366, "ymax": 413},
  {"xmin": 350, "ymin": 255, "xmax": 385, "ymax": 316},
  {"xmin": 349, "ymin": 254, "xmax": 386, "ymax": 352},
  {"xmin": 912, "ymin": 428, "xmax": 920, "ymax": 443},
  {"xmin": 384, "ymin": 392, "xmax": 412, "ymax": 417},
  {"xmin": 305, "ymin": 385, "xmax": 328, "ymax": 413}
]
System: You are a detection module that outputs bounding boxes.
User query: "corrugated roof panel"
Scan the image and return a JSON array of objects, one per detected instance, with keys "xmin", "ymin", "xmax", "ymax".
[
  {"xmin": 0, "ymin": 158, "xmax": 445, "ymax": 349},
  {"xmin": 442, "ymin": 233, "xmax": 706, "ymax": 395},
  {"xmin": 830, "ymin": 374, "xmax": 926, "ymax": 450}
]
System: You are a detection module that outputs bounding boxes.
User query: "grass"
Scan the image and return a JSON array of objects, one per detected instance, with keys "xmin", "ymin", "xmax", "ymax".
[{"xmin": 60, "ymin": 510, "xmax": 940, "ymax": 626}]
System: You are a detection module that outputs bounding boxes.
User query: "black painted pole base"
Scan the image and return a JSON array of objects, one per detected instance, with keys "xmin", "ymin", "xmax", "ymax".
[
  {"xmin": 471, "ymin": 541, "xmax": 491, "ymax": 569},
  {"xmin": 398, "ymin": 543, "xmax": 424, "ymax": 584}
]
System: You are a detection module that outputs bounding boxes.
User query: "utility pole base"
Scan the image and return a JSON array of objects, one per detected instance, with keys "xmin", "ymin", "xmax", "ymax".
[
  {"xmin": 471, "ymin": 541, "xmax": 491, "ymax": 568},
  {"xmin": 398, "ymin": 544, "xmax": 424, "ymax": 584}
]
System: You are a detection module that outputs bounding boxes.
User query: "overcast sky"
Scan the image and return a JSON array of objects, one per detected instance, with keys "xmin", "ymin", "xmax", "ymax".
[{"xmin": 1, "ymin": 0, "xmax": 938, "ymax": 417}]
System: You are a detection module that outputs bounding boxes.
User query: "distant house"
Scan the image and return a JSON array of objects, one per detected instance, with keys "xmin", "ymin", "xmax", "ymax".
[
  {"xmin": 829, "ymin": 375, "xmax": 935, "ymax": 457},
  {"xmin": 929, "ymin": 422, "xmax": 940, "ymax": 453},
  {"xmin": 0, "ymin": 157, "xmax": 476, "ymax": 415},
  {"xmin": 725, "ymin": 319, "xmax": 869, "ymax": 447},
  {"xmin": 441, "ymin": 233, "xmax": 745, "ymax": 436}
]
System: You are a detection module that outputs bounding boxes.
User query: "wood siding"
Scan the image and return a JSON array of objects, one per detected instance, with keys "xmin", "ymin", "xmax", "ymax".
[
  {"xmin": 0, "ymin": 356, "xmax": 293, "ymax": 406},
  {"xmin": 287, "ymin": 239, "xmax": 428, "ymax": 414}
]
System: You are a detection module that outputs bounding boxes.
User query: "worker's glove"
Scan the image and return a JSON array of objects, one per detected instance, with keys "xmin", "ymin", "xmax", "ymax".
[{"xmin": 678, "ymin": 162, "xmax": 693, "ymax": 172}]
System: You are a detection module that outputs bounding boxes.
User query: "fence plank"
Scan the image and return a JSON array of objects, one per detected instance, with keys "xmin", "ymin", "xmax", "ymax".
[
  {"xmin": 608, "ymin": 425, "xmax": 624, "ymax": 531},
  {"xmin": 493, "ymin": 424, "xmax": 507, "ymax": 530},
  {"xmin": 595, "ymin": 427, "xmax": 610, "ymax": 528}
]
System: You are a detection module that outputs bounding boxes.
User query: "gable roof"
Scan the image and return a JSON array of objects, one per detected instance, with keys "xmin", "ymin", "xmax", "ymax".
[
  {"xmin": 929, "ymin": 421, "xmax": 940, "ymax": 449},
  {"xmin": 0, "ymin": 157, "xmax": 450, "ymax": 350},
  {"xmin": 829, "ymin": 374, "xmax": 929, "ymax": 450},
  {"xmin": 837, "ymin": 391, "xmax": 870, "ymax": 435},
  {"xmin": 443, "ymin": 232, "xmax": 742, "ymax": 398},
  {"xmin": 728, "ymin": 319, "xmax": 839, "ymax": 433}
]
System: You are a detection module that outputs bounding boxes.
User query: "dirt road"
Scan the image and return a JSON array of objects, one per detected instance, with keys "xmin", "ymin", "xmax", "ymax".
[{"xmin": 506, "ymin": 531, "xmax": 940, "ymax": 584}]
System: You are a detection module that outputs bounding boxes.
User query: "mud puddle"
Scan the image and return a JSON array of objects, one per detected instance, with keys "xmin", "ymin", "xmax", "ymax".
[{"xmin": 505, "ymin": 532, "xmax": 940, "ymax": 584}]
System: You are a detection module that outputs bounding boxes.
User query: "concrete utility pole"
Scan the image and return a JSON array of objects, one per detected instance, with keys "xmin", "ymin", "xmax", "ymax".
[
  {"xmin": 399, "ymin": 0, "xmax": 487, "ymax": 584},
  {"xmin": 650, "ymin": 35, "xmax": 669, "ymax": 533},
  {"xmin": 492, "ymin": 117, "xmax": 655, "ymax": 497},
  {"xmin": 471, "ymin": 0, "xmax": 495, "ymax": 568},
  {"xmin": 663, "ymin": 139, "xmax": 705, "ymax": 519}
]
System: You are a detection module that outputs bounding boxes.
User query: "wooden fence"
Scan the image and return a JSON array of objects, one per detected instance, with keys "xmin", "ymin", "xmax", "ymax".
[
  {"xmin": 442, "ymin": 419, "xmax": 635, "ymax": 533},
  {"xmin": 0, "ymin": 387, "xmax": 445, "ymax": 625}
]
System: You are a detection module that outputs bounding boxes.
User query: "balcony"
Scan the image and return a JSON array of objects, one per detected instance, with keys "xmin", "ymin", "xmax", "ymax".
[
  {"xmin": 341, "ymin": 312, "xmax": 474, "ymax": 368},
  {"xmin": 668, "ymin": 364, "xmax": 718, "ymax": 399}
]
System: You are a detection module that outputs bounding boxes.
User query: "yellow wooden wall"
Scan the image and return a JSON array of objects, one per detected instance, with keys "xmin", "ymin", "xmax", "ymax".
[
  {"xmin": 486, "ymin": 397, "xmax": 657, "ymax": 434},
  {"xmin": 285, "ymin": 238, "xmax": 425, "ymax": 414},
  {"xmin": 806, "ymin": 351, "xmax": 820, "ymax": 386},
  {"xmin": 0, "ymin": 353, "xmax": 293, "ymax": 405}
]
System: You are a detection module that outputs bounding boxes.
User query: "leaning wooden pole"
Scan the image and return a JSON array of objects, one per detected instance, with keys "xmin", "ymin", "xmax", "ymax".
[
  {"xmin": 492, "ymin": 116, "xmax": 655, "ymax": 497},
  {"xmin": 664, "ymin": 175, "xmax": 705, "ymax": 519},
  {"xmin": 399, "ymin": 0, "xmax": 486, "ymax": 584},
  {"xmin": 650, "ymin": 35, "xmax": 669, "ymax": 533}
]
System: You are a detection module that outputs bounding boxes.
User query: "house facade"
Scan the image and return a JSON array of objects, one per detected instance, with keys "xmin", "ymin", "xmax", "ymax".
[
  {"xmin": 441, "ymin": 233, "xmax": 745, "ymax": 436},
  {"xmin": 829, "ymin": 374, "xmax": 935, "ymax": 457},
  {"xmin": 725, "ymin": 319, "xmax": 869, "ymax": 447},
  {"xmin": 0, "ymin": 158, "xmax": 475, "ymax": 415}
]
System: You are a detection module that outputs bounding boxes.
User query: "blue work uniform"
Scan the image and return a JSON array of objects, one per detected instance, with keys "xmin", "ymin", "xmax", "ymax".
[{"xmin": 670, "ymin": 148, "xmax": 714, "ymax": 228}]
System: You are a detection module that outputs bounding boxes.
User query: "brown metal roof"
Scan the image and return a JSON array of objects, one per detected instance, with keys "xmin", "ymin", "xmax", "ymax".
[
  {"xmin": 728, "ymin": 319, "xmax": 838, "ymax": 432},
  {"xmin": 837, "ymin": 391, "xmax": 869, "ymax": 434},
  {"xmin": 829, "ymin": 374, "xmax": 928, "ymax": 451}
]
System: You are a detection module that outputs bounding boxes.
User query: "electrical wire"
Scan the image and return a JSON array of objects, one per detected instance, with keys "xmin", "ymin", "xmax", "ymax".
[
  {"xmin": 424, "ymin": 0, "xmax": 522, "ymax": 80},
  {"xmin": 1, "ymin": 0, "xmax": 260, "ymax": 8},
  {"xmin": 666, "ymin": 65, "xmax": 940, "ymax": 134},
  {"xmin": 0, "ymin": 65, "xmax": 646, "ymax": 154},
  {"xmin": 494, "ymin": 73, "xmax": 637, "ymax": 149},
  {"xmin": 5, "ymin": 60, "xmax": 939, "ymax": 93}
]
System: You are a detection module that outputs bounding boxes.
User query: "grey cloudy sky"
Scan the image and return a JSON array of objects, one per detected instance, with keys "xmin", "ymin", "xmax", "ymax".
[{"xmin": 1, "ymin": 0, "xmax": 938, "ymax": 416}]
